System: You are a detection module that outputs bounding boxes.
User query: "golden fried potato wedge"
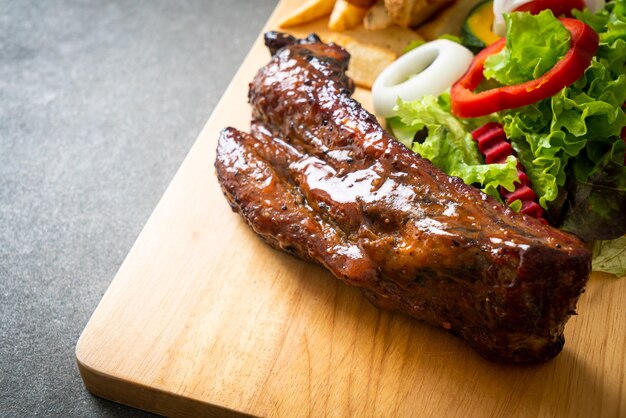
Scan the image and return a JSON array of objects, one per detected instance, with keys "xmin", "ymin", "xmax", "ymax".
[
  {"xmin": 363, "ymin": 0, "xmax": 393, "ymax": 30},
  {"xmin": 324, "ymin": 33, "xmax": 397, "ymax": 88},
  {"xmin": 329, "ymin": 0, "xmax": 368, "ymax": 31},
  {"xmin": 418, "ymin": 0, "xmax": 484, "ymax": 39},
  {"xmin": 279, "ymin": 0, "xmax": 337, "ymax": 28},
  {"xmin": 384, "ymin": 0, "xmax": 451, "ymax": 28},
  {"xmin": 340, "ymin": 25, "xmax": 423, "ymax": 56}
]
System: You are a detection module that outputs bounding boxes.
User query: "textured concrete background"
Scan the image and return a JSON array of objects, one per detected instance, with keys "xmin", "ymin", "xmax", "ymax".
[{"xmin": 0, "ymin": 0, "xmax": 276, "ymax": 416}]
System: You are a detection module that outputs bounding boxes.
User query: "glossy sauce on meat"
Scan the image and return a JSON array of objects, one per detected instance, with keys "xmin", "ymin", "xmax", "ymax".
[{"xmin": 215, "ymin": 32, "xmax": 592, "ymax": 362}]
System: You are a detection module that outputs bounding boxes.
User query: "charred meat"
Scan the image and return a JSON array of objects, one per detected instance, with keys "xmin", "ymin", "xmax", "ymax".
[{"xmin": 215, "ymin": 32, "xmax": 591, "ymax": 362}]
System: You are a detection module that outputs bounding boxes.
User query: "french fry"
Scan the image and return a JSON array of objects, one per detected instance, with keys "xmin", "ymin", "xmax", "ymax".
[
  {"xmin": 328, "ymin": 0, "xmax": 368, "ymax": 32},
  {"xmin": 345, "ymin": 0, "xmax": 377, "ymax": 7},
  {"xmin": 279, "ymin": 0, "xmax": 337, "ymax": 28},
  {"xmin": 324, "ymin": 33, "xmax": 397, "ymax": 88},
  {"xmin": 384, "ymin": 0, "xmax": 451, "ymax": 28},
  {"xmin": 363, "ymin": 0, "xmax": 393, "ymax": 31},
  {"xmin": 417, "ymin": 0, "xmax": 484, "ymax": 40}
]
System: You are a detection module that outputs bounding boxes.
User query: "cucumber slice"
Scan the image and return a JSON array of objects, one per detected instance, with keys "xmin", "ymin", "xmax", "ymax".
[{"xmin": 462, "ymin": 0, "xmax": 501, "ymax": 53}]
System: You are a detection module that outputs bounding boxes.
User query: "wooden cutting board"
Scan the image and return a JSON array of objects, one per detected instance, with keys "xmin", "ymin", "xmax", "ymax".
[{"xmin": 76, "ymin": 1, "xmax": 626, "ymax": 416}]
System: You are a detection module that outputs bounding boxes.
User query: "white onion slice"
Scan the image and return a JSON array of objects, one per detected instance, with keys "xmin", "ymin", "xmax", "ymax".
[
  {"xmin": 371, "ymin": 40, "xmax": 474, "ymax": 118},
  {"xmin": 493, "ymin": 0, "xmax": 607, "ymax": 36}
]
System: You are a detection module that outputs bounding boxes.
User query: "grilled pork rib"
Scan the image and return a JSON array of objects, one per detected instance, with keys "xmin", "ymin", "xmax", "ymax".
[{"xmin": 215, "ymin": 32, "xmax": 592, "ymax": 362}]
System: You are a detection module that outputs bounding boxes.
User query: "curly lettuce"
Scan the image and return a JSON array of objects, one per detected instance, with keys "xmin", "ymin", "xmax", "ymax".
[
  {"xmin": 593, "ymin": 236, "xmax": 626, "ymax": 277},
  {"xmin": 393, "ymin": 95, "xmax": 520, "ymax": 201},
  {"xmin": 493, "ymin": 2, "xmax": 626, "ymax": 223},
  {"xmin": 560, "ymin": 138, "xmax": 626, "ymax": 240},
  {"xmin": 386, "ymin": 2, "xmax": 626, "ymax": 251},
  {"xmin": 484, "ymin": 10, "xmax": 571, "ymax": 85}
]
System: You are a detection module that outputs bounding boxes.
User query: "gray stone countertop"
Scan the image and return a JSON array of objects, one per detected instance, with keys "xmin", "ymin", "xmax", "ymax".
[{"xmin": 1, "ymin": 0, "xmax": 277, "ymax": 416}]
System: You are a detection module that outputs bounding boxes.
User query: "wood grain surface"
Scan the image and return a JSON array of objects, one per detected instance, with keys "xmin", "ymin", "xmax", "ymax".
[{"xmin": 76, "ymin": 1, "xmax": 626, "ymax": 416}]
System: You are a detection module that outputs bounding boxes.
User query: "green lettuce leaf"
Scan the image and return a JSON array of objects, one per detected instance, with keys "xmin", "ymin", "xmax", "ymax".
[
  {"xmin": 502, "ymin": 59, "xmax": 626, "ymax": 209},
  {"xmin": 387, "ymin": 116, "xmax": 419, "ymax": 148},
  {"xmin": 386, "ymin": 4, "xmax": 626, "ymax": 245},
  {"xmin": 496, "ymin": 5, "xmax": 626, "ymax": 216},
  {"xmin": 393, "ymin": 95, "xmax": 520, "ymax": 201},
  {"xmin": 560, "ymin": 139, "xmax": 626, "ymax": 241},
  {"xmin": 592, "ymin": 236, "xmax": 626, "ymax": 277},
  {"xmin": 484, "ymin": 10, "xmax": 571, "ymax": 85}
]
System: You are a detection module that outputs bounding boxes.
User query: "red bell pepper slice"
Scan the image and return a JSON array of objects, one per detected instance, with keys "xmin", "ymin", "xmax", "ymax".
[
  {"xmin": 450, "ymin": 18, "xmax": 599, "ymax": 118},
  {"xmin": 471, "ymin": 122, "xmax": 546, "ymax": 220},
  {"xmin": 515, "ymin": 0, "xmax": 586, "ymax": 17}
]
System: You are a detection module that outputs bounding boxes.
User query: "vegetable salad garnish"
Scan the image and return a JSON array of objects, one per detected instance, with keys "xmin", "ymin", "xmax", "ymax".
[{"xmin": 376, "ymin": 1, "xmax": 626, "ymax": 276}]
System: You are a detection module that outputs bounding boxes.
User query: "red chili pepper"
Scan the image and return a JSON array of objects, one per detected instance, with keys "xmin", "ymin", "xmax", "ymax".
[
  {"xmin": 515, "ymin": 0, "xmax": 586, "ymax": 17},
  {"xmin": 472, "ymin": 122, "xmax": 545, "ymax": 220},
  {"xmin": 451, "ymin": 18, "xmax": 599, "ymax": 118}
]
